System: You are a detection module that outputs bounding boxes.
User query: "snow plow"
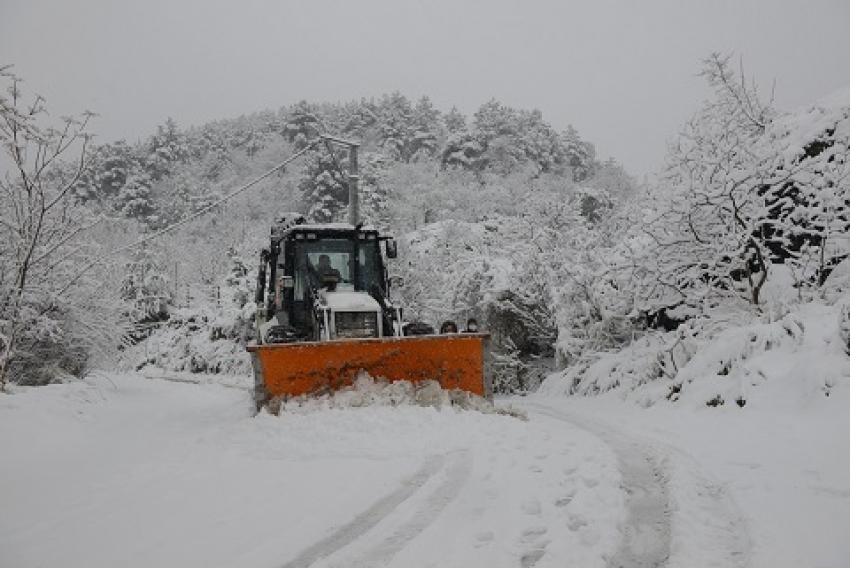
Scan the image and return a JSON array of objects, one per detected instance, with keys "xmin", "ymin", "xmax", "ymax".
[{"xmin": 248, "ymin": 137, "xmax": 491, "ymax": 411}]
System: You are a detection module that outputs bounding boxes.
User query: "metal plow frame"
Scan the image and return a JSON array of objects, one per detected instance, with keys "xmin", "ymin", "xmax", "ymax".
[{"xmin": 248, "ymin": 334, "xmax": 492, "ymax": 409}]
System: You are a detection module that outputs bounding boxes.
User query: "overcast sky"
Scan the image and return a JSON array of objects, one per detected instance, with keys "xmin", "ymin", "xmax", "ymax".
[{"xmin": 3, "ymin": 0, "xmax": 849, "ymax": 177}]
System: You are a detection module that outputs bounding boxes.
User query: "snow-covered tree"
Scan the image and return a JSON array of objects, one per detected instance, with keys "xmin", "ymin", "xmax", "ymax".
[
  {"xmin": 757, "ymin": 89, "xmax": 850, "ymax": 289},
  {"xmin": 629, "ymin": 54, "xmax": 778, "ymax": 314},
  {"xmin": 377, "ymin": 92, "xmax": 415, "ymax": 162},
  {"xmin": 440, "ymin": 131, "xmax": 488, "ymax": 175},
  {"xmin": 299, "ymin": 149, "xmax": 349, "ymax": 223},
  {"xmin": 147, "ymin": 118, "xmax": 189, "ymax": 181},
  {"xmin": 284, "ymin": 100, "xmax": 320, "ymax": 150},
  {"xmin": 408, "ymin": 96, "xmax": 442, "ymax": 161},
  {"xmin": 443, "ymin": 106, "xmax": 466, "ymax": 134},
  {"xmin": 589, "ymin": 158, "xmax": 638, "ymax": 201},
  {"xmin": 117, "ymin": 171, "xmax": 155, "ymax": 221},
  {"xmin": 0, "ymin": 67, "xmax": 130, "ymax": 389},
  {"xmin": 359, "ymin": 152, "xmax": 392, "ymax": 228},
  {"xmin": 121, "ymin": 243, "xmax": 171, "ymax": 327},
  {"xmin": 561, "ymin": 125, "xmax": 595, "ymax": 182}
]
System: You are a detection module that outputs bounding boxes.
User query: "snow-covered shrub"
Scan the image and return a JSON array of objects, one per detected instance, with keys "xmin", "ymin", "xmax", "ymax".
[
  {"xmin": 542, "ymin": 299, "xmax": 850, "ymax": 408},
  {"xmin": 120, "ymin": 254, "xmax": 255, "ymax": 375},
  {"xmin": 396, "ymin": 217, "xmax": 560, "ymax": 393}
]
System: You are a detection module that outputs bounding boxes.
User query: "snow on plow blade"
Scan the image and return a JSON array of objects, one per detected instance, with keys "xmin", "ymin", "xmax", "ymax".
[{"xmin": 248, "ymin": 334, "xmax": 492, "ymax": 408}]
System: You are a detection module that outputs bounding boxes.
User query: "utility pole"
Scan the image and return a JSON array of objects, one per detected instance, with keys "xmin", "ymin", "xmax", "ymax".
[{"xmin": 348, "ymin": 143, "xmax": 359, "ymax": 226}]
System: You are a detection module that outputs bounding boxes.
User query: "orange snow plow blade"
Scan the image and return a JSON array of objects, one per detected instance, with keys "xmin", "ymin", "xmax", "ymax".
[{"xmin": 248, "ymin": 334, "xmax": 491, "ymax": 408}]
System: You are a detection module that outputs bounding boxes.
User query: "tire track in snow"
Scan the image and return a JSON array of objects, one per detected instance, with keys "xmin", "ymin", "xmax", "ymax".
[
  {"xmin": 280, "ymin": 450, "xmax": 471, "ymax": 568},
  {"xmin": 524, "ymin": 402, "xmax": 750, "ymax": 568},
  {"xmin": 341, "ymin": 449, "xmax": 473, "ymax": 568},
  {"xmin": 527, "ymin": 403, "xmax": 671, "ymax": 567}
]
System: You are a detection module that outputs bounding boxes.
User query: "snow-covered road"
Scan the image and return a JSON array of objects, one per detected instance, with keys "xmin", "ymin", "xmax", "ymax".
[
  {"xmin": 1, "ymin": 373, "xmax": 847, "ymax": 567},
  {"xmin": 521, "ymin": 400, "xmax": 752, "ymax": 568}
]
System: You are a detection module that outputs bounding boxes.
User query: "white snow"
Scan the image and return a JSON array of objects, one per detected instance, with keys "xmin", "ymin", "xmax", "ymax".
[
  {"xmin": 530, "ymin": 295, "xmax": 850, "ymax": 568},
  {"xmin": 515, "ymin": 390, "xmax": 850, "ymax": 568},
  {"xmin": 3, "ymin": 359, "xmax": 847, "ymax": 567},
  {"xmin": 319, "ymin": 290, "xmax": 382, "ymax": 312},
  {"xmin": 0, "ymin": 373, "xmax": 625, "ymax": 568}
]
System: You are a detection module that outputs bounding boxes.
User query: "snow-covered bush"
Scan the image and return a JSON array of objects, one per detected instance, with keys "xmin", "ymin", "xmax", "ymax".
[
  {"xmin": 541, "ymin": 299, "xmax": 850, "ymax": 408},
  {"xmin": 120, "ymin": 254, "xmax": 255, "ymax": 375},
  {"xmin": 396, "ymin": 217, "xmax": 561, "ymax": 393}
]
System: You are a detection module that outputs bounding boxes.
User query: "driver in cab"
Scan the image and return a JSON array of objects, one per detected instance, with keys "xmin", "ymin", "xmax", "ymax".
[{"xmin": 314, "ymin": 254, "xmax": 341, "ymax": 290}]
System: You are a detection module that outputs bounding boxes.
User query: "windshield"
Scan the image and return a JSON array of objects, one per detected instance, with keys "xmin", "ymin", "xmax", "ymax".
[{"xmin": 292, "ymin": 237, "xmax": 382, "ymax": 299}]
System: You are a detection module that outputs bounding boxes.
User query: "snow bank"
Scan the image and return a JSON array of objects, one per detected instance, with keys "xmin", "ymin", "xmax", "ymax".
[{"xmin": 541, "ymin": 299, "xmax": 850, "ymax": 409}]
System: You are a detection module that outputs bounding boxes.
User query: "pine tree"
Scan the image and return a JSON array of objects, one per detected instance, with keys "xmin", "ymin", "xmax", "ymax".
[
  {"xmin": 299, "ymin": 150, "xmax": 349, "ymax": 223},
  {"xmin": 96, "ymin": 141, "xmax": 132, "ymax": 197},
  {"xmin": 444, "ymin": 106, "xmax": 467, "ymax": 134},
  {"xmin": 377, "ymin": 92, "xmax": 414, "ymax": 162},
  {"xmin": 118, "ymin": 172, "xmax": 155, "ymax": 221},
  {"xmin": 408, "ymin": 96, "xmax": 441, "ymax": 161},
  {"xmin": 284, "ymin": 100, "xmax": 320, "ymax": 150},
  {"xmin": 360, "ymin": 152, "xmax": 392, "ymax": 227},
  {"xmin": 561, "ymin": 126, "xmax": 595, "ymax": 182},
  {"xmin": 147, "ymin": 118, "xmax": 189, "ymax": 181}
]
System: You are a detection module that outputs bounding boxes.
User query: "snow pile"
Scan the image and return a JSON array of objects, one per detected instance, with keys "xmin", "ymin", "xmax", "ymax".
[
  {"xmin": 541, "ymin": 298, "xmax": 850, "ymax": 409},
  {"xmin": 267, "ymin": 373, "xmax": 525, "ymax": 419}
]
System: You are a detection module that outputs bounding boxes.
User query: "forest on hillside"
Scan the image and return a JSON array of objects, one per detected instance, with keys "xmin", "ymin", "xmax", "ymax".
[{"xmin": 2, "ymin": 54, "xmax": 848, "ymax": 398}]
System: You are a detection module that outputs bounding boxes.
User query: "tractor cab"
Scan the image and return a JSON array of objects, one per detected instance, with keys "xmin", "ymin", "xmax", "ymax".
[{"xmin": 255, "ymin": 213, "xmax": 400, "ymax": 343}]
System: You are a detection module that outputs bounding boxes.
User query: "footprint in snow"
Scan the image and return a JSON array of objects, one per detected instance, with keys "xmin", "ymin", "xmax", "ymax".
[
  {"xmin": 567, "ymin": 513, "xmax": 588, "ymax": 532},
  {"xmin": 518, "ymin": 527, "xmax": 549, "ymax": 568},
  {"xmin": 582, "ymin": 476, "xmax": 600, "ymax": 488},
  {"xmin": 518, "ymin": 526, "xmax": 548, "ymax": 543},
  {"xmin": 473, "ymin": 531, "xmax": 495, "ymax": 548},
  {"xmin": 522, "ymin": 498, "xmax": 542, "ymax": 516},
  {"xmin": 555, "ymin": 496, "xmax": 572, "ymax": 508}
]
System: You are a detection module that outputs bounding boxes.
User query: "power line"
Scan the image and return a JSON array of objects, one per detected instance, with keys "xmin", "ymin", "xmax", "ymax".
[
  {"xmin": 57, "ymin": 140, "xmax": 321, "ymax": 296},
  {"xmin": 107, "ymin": 139, "xmax": 320, "ymax": 258}
]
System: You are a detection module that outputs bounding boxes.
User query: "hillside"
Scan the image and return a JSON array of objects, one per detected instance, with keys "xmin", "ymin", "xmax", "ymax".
[{"xmin": 114, "ymin": 75, "xmax": 850, "ymax": 403}]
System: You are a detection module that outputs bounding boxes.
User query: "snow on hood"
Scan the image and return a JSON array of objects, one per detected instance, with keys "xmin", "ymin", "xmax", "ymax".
[{"xmin": 319, "ymin": 290, "xmax": 381, "ymax": 312}]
